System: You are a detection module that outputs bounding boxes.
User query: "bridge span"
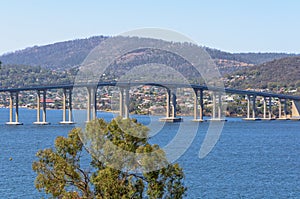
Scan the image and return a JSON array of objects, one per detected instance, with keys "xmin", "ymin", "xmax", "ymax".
[{"xmin": 1, "ymin": 82, "xmax": 300, "ymax": 125}]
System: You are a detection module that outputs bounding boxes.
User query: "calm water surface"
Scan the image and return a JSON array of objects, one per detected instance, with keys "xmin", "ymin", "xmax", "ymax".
[{"xmin": 0, "ymin": 108, "xmax": 299, "ymax": 198}]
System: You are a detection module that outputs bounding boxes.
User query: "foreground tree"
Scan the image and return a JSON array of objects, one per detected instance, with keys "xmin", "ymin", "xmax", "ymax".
[{"xmin": 32, "ymin": 117, "xmax": 186, "ymax": 198}]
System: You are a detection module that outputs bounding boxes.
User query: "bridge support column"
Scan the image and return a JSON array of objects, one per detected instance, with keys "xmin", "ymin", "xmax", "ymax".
[
  {"xmin": 119, "ymin": 87, "xmax": 130, "ymax": 119},
  {"xmin": 252, "ymin": 95, "xmax": 259, "ymax": 120},
  {"xmin": 291, "ymin": 100, "xmax": 300, "ymax": 120},
  {"xmin": 278, "ymin": 99, "xmax": 282, "ymax": 119},
  {"xmin": 160, "ymin": 88, "xmax": 182, "ymax": 122},
  {"xmin": 262, "ymin": 96, "xmax": 274, "ymax": 120},
  {"xmin": 91, "ymin": 87, "xmax": 97, "ymax": 120},
  {"xmin": 199, "ymin": 89, "xmax": 204, "ymax": 121},
  {"xmin": 69, "ymin": 89, "xmax": 73, "ymax": 122},
  {"xmin": 243, "ymin": 95, "xmax": 260, "ymax": 121},
  {"xmin": 263, "ymin": 97, "xmax": 267, "ymax": 119},
  {"xmin": 86, "ymin": 87, "xmax": 92, "ymax": 122},
  {"xmin": 36, "ymin": 91, "xmax": 40, "ymax": 123},
  {"xmin": 119, "ymin": 88, "xmax": 124, "ymax": 118},
  {"xmin": 209, "ymin": 92, "xmax": 226, "ymax": 121},
  {"xmin": 166, "ymin": 89, "xmax": 171, "ymax": 118},
  {"xmin": 283, "ymin": 99, "xmax": 288, "ymax": 119},
  {"xmin": 247, "ymin": 95, "xmax": 250, "ymax": 119},
  {"xmin": 34, "ymin": 90, "xmax": 49, "ymax": 125},
  {"xmin": 124, "ymin": 87, "xmax": 130, "ymax": 119},
  {"xmin": 218, "ymin": 93, "xmax": 222, "ymax": 119},
  {"xmin": 277, "ymin": 99, "xmax": 289, "ymax": 120},
  {"xmin": 62, "ymin": 89, "xmax": 66, "ymax": 122},
  {"xmin": 193, "ymin": 89, "xmax": 204, "ymax": 122},
  {"xmin": 268, "ymin": 97, "xmax": 272, "ymax": 119},
  {"xmin": 6, "ymin": 92, "xmax": 23, "ymax": 125},
  {"xmin": 252, "ymin": 95, "xmax": 256, "ymax": 119},
  {"xmin": 193, "ymin": 90, "xmax": 198, "ymax": 120},
  {"xmin": 171, "ymin": 91, "xmax": 177, "ymax": 118},
  {"xmin": 60, "ymin": 88, "xmax": 74, "ymax": 124},
  {"xmin": 9, "ymin": 92, "xmax": 13, "ymax": 123},
  {"xmin": 212, "ymin": 92, "xmax": 216, "ymax": 119}
]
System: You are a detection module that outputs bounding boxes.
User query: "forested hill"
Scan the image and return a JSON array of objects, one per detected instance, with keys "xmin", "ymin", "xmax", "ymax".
[
  {"xmin": 225, "ymin": 56, "xmax": 300, "ymax": 92},
  {"xmin": 0, "ymin": 36, "xmax": 298, "ymax": 73},
  {"xmin": 0, "ymin": 36, "xmax": 107, "ymax": 70},
  {"xmin": 205, "ymin": 48, "xmax": 297, "ymax": 64}
]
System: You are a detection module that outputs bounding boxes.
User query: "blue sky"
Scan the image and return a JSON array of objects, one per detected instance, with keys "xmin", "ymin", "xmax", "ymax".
[{"xmin": 1, "ymin": 0, "xmax": 300, "ymax": 54}]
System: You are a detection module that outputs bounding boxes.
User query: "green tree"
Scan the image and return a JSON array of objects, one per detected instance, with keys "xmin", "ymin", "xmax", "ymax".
[{"xmin": 32, "ymin": 117, "xmax": 186, "ymax": 198}]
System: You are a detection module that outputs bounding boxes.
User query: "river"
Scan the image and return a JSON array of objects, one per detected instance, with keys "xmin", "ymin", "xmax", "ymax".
[{"xmin": 0, "ymin": 108, "xmax": 299, "ymax": 198}]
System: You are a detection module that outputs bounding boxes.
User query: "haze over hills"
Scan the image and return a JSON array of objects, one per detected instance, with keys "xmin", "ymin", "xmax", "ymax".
[{"xmin": 0, "ymin": 36, "xmax": 298, "ymax": 75}]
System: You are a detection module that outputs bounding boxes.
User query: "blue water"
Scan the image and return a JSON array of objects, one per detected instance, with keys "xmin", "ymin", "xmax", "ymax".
[{"xmin": 0, "ymin": 108, "xmax": 299, "ymax": 198}]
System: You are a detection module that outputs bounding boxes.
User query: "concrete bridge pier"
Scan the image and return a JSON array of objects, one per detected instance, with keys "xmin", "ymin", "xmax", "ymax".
[
  {"xmin": 277, "ymin": 99, "xmax": 289, "ymax": 120},
  {"xmin": 124, "ymin": 87, "xmax": 130, "ymax": 119},
  {"xmin": 268, "ymin": 97, "xmax": 273, "ymax": 120},
  {"xmin": 209, "ymin": 92, "xmax": 226, "ymax": 121},
  {"xmin": 86, "ymin": 87, "xmax": 91, "ymax": 122},
  {"xmin": 6, "ymin": 91, "xmax": 23, "ymax": 125},
  {"xmin": 166, "ymin": 88, "xmax": 171, "ymax": 118},
  {"xmin": 119, "ymin": 87, "xmax": 130, "ymax": 119},
  {"xmin": 160, "ymin": 88, "xmax": 182, "ymax": 122},
  {"xmin": 263, "ymin": 97, "xmax": 267, "ymax": 119},
  {"xmin": 243, "ymin": 95, "xmax": 261, "ymax": 121},
  {"xmin": 34, "ymin": 90, "xmax": 49, "ymax": 125},
  {"xmin": 86, "ymin": 87, "xmax": 98, "ymax": 122},
  {"xmin": 291, "ymin": 100, "xmax": 300, "ymax": 120},
  {"xmin": 193, "ymin": 89, "xmax": 204, "ymax": 122},
  {"xmin": 60, "ymin": 88, "xmax": 74, "ymax": 124},
  {"xmin": 119, "ymin": 88, "xmax": 124, "ymax": 118},
  {"xmin": 212, "ymin": 92, "xmax": 216, "ymax": 119},
  {"xmin": 262, "ymin": 97, "xmax": 274, "ymax": 120},
  {"xmin": 91, "ymin": 87, "xmax": 97, "ymax": 120},
  {"xmin": 171, "ymin": 90, "xmax": 177, "ymax": 118}
]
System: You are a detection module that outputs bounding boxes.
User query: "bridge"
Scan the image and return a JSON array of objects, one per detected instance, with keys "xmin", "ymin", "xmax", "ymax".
[{"xmin": 1, "ymin": 82, "xmax": 300, "ymax": 125}]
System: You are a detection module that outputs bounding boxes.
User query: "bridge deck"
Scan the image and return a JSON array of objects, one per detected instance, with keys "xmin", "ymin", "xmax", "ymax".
[{"xmin": 0, "ymin": 82, "xmax": 299, "ymax": 100}]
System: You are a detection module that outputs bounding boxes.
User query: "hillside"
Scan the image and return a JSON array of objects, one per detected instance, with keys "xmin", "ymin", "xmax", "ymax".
[
  {"xmin": 0, "ymin": 36, "xmax": 106, "ymax": 70},
  {"xmin": 225, "ymin": 56, "xmax": 300, "ymax": 94},
  {"xmin": 0, "ymin": 36, "xmax": 299, "ymax": 93},
  {"xmin": 0, "ymin": 36, "xmax": 298, "ymax": 74},
  {"xmin": 0, "ymin": 65, "xmax": 76, "ymax": 88},
  {"xmin": 205, "ymin": 48, "xmax": 297, "ymax": 64}
]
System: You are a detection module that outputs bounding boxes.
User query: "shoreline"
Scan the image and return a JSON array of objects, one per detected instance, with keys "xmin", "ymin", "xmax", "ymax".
[{"xmin": 0, "ymin": 106, "xmax": 293, "ymax": 119}]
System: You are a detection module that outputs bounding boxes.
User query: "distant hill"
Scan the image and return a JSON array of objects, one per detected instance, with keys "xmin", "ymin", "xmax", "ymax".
[
  {"xmin": 0, "ymin": 36, "xmax": 298, "ymax": 74},
  {"xmin": 205, "ymin": 48, "xmax": 298, "ymax": 75},
  {"xmin": 205, "ymin": 48, "xmax": 297, "ymax": 64},
  {"xmin": 225, "ymin": 56, "xmax": 300, "ymax": 93},
  {"xmin": 0, "ymin": 36, "xmax": 107, "ymax": 70}
]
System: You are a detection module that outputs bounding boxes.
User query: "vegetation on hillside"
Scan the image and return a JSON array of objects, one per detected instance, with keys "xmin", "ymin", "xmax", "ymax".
[
  {"xmin": 0, "ymin": 64, "xmax": 76, "ymax": 88},
  {"xmin": 205, "ymin": 48, "xmax": 297, "ymax": 64},
  {"xmin": 0, "ymin": 36, "xmax": 299, "ymax": 95},
  {"xmin": 1, "ymin": 36, "xmax": 298, "ymax": 75},
  {"xmin": 225, "ymin": 56, "xmax": 300, "ymax": 94},
  {"xmin": 0, "ymin": 36, "xmax": 106, "ymax": 70}
]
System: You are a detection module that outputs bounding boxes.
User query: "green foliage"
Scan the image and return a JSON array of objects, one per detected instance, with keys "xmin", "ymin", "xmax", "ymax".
[
  {"xmin": 32, "ymin": 128, "xmax": 92, "ymax": 198},
  {"xmin": 32, "ymin": 118, "xmax": 187, "ymax": 198},
  {"xmin": 226, "ymin": 56, "xmax": 300, "ymax": 94},
  {"xmin": 0, "ymin": 65, "xmax": 75, "ymax": 88}
]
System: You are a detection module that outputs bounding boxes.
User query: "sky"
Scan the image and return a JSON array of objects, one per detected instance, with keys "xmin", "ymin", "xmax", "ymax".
[{"xmin": 1, "ymin": 0, "xmax": 300, "ymax": 55}]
